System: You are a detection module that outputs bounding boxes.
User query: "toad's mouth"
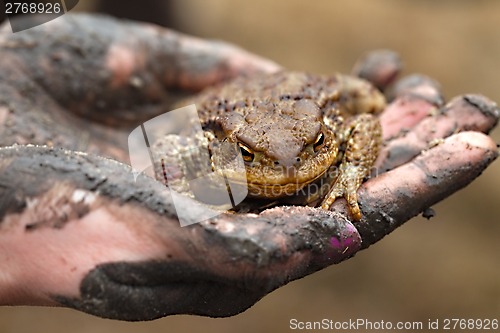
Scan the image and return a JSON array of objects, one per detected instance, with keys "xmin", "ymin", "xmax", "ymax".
[{"xmin": 221, "ymin": 164, "xmax": 331, "ymax": 199}]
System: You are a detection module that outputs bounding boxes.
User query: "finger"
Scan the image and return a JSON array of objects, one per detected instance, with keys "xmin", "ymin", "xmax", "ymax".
[
  {"xmin": 379, "ymin": 74, "xmax": 444, "ymax": 140},
  {"xmin": 390, "ymin": 73, "xmax": 445, "ymax": 106},
  {"xmin": 351, "ymin": 49, "xmax": 402, "ymax": 91},
  {"xmin": 351, "ymin": 52, "xmax": 448, "ymax": 143},
  {"xmin": 377, "ymin": 94, "xmax": 499, "ymax": 172},
  {"xmin": 0, "ymin": 145, "xmax": 359, "ymax": 320},
  {"xmin": 0, "ymin": 14, "xmax": 280, "ymax": 126},
  {"xmin": 379, "ymin": 95, "xmax": 439, "ymax": 140},
  {"xmin": 352, "ymin": 52, "xmax": 446, "ymax": 142},
  {"xmin": 329, "ymin": 131, "xmax": 498, "ymax": 248},
  {"xmin": 174, "ymin": 39, "xmax": 282, "ymax": 91}
]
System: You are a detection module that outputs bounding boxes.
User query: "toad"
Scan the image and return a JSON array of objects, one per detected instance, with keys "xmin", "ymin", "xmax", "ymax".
[{"xmin": 154, "ymin": 71, "xmax": 385, "ymax": 220}]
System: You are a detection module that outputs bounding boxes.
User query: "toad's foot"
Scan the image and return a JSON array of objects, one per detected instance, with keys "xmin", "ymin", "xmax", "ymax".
[
  {"xmin": 320, "ymin": 163, "xmax": 365, "ymax": 220},
  {"xmin": 320, "ymin": 113, "xmax": 382, "ymax": 220}
]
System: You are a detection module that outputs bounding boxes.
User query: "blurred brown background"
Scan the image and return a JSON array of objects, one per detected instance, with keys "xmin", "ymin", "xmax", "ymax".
[{"xmin": 1, "ymin": 1, "xmax": 499, "ymax": 332}]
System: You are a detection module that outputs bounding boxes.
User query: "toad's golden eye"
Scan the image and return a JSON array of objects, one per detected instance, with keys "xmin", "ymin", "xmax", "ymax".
[
  {"xmin": 238, "ymin": 142, "xmax": 255, "ymax": 162},
  {"xmin": 313, "ymin": 132, "xmax": 325, "ymax": 152}
]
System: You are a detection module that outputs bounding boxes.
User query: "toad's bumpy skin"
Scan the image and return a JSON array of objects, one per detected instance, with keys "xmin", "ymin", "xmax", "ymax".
[{"xmin": 155, "ymin": 71, "xmax": 385, "ymax": 220}]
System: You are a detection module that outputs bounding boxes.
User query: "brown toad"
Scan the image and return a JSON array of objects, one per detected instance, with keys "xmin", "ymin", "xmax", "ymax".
[{"xmin": 154, "ymin": 71, "xmax": 385, "ymax": 220}]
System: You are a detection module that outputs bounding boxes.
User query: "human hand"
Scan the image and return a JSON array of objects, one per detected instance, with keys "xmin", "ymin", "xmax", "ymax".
[{"xmin": 0, "ymin": 14, "xmax": 497, "ymax": 321}]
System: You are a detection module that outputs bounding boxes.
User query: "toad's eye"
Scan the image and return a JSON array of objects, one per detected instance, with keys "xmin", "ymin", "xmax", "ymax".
[
  {"xmin": 313, "ymin": 132, "xmax": 325, "ymax": 152},
  {"xmin": 238, "ymin": 142, "xmax": 255, "ymax": 162}
]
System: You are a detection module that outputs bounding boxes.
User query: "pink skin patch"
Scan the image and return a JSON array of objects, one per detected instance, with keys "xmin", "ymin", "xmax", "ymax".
[
  {"xmin": 380, "ymin": 96, "xmax": 436, "ymax": 140},
  {"xmin": 105, "ymin": 44, "xmax": 145, "ymax": 89},
  {"xmin": 329, "ymin": 222, "xmax": 360, "ymax": 257},
  {"xmin": 0, "ymin": 106, "xmax": 9, "ymax": 125}
]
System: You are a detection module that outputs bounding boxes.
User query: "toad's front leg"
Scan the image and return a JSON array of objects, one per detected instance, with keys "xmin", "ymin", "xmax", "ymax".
[{"xmin": 320, "ymin": 114, "xmax": 382, "ymax": 220}]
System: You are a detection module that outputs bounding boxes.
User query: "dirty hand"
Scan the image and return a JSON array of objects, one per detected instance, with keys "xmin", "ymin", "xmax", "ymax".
[{"xmin": 0, "ymin": 14, "xmax": 498, "ymax": 321}]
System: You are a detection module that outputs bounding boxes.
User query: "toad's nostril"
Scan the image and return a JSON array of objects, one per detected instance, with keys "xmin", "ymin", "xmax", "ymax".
[{"xmin": 275, "ymin": 156, "xmax": 302, "ymax": 170}]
